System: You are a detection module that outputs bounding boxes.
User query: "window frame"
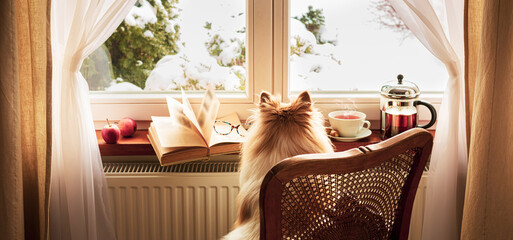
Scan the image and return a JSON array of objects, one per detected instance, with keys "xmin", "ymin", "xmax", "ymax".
[{"xmin": 90, "ymin": 0, "xmax": 443, "ymax": 129}]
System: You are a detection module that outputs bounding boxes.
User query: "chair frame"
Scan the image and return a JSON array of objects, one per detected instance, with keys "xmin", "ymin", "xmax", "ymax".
[{"xmin": 259, "ymin": 128, "xmax": 433, "ymax": 240}]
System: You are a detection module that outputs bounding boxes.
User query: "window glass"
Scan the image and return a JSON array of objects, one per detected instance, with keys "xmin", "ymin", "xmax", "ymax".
[
  {"xmin": 81, "ymin": 0, "xmax": 247, "ymax": 93},
  {"xmin": 289, "ymin": 0, "xmax": 448, "ymax": 93}
]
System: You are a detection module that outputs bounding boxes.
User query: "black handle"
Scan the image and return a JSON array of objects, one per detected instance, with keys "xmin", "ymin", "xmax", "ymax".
[{"xmin": 414, "ymin": 100, "xmax": 437, "ymax": 129}]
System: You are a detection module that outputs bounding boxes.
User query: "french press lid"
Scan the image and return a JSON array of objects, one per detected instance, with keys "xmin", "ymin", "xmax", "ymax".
[{"xmin": 380, "ymin": 74, "xmax": 420, "ymax": 99}]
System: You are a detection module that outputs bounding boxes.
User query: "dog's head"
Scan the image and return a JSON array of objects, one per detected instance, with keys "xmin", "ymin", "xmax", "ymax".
[
  {"xmin": 244, "ymin": 91, "xmax": 333, "ymax": 157},
  {"xmin": 257, "ymin": 91, "xmax": 313, "ymax": 128}
]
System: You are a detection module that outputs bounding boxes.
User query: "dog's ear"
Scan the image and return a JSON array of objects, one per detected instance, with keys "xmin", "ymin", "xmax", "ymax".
[
  {"xmin": 291, "ymin": 91, "xmax": 312, "ymax": 111},
  {"xmin": 259, "ymin": 91, "xmax": 273, "ymax": 107},
  {"xmin": 297, "ymin": 91, "xmax": 311, "ymax": 104}
]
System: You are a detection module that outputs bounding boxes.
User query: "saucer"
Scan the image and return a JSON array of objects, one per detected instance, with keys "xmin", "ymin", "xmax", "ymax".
[{"xmin": 328, "ymin": 128, "xmax": 372, "ymax": 142}]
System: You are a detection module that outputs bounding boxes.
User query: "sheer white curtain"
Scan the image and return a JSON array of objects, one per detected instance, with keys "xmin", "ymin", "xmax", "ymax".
[
  {"xmin": 388, "ymin": 0, "xmax": 467, "ymax": 239},
  {"xmin": 50, "ymin": 0, "xmax": 136, "ymax": 239}
]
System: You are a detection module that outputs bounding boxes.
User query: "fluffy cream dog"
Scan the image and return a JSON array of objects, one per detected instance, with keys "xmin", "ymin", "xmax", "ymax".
[{"xmin": 223, "ymin": 91, "xmax": 334, "ymax": 240}]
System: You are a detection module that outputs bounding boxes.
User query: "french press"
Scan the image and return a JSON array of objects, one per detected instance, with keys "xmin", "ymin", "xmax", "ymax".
[{"xmin": 380, "ymin": 74, "xmax": 437, "ymax": 139}]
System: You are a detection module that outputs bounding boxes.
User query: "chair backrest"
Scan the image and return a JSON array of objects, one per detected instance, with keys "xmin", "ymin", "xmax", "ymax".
[{"xmin": 259, "ymin": 128, "xmax": 433, "ymax": 240}]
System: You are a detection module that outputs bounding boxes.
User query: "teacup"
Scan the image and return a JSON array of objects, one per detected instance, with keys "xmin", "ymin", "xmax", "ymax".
[{"xmin": 328, "ymin": 111, "xmax": 371, "ymax": 137}]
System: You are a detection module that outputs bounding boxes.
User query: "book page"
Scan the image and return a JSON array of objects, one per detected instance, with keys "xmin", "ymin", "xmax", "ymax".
[
  {"xmin": 151, "ymin": 115, "xmax": 206, "ymax": 148},
  {"xmin": 178, "ymin": 89, "xmax": 205, "ymax": 137},
  {"xmin": 209, "ymin": 112, "xmax": 247, "ymax": 147},
  {"xmin": 166, "ymin": 94, "xmax": 205, "ymax": 143},
  {"xmin": 148, "ymin": 124, "xmax": 194, "ymax": 155},
  {"xmin": 194, "ymin": 86, "xmax": 220, "ymax": 145}
]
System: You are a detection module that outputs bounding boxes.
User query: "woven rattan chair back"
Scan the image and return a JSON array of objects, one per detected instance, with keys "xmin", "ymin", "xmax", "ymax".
[{"xmin": 259, "ymin": 128, "xmax": 433, "ymax": 240}]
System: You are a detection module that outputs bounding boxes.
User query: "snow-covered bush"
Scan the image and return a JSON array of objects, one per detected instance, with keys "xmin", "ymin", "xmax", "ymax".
[
  {"xmin": 289, "ymin": 8, "xmax": 343, "ymax": 91},
  {"xmin": 145, "ymin": 53, "xmax": 242, "ymax": 91},
  {"xmin": 290, "ymin": 18, "xmax": 316, "ymax": 56},
  {"xmin": 293, "ymin": 6, "xmax": 326, "ymax": 44},
  {"xmin": 144, "ymin": 54, "xmax": 187, "ymax": 90},
  {"xmin": 205, "ymin": 31, "xmax": 246, "ymax": 67},
  {"xmin": 105, "ymin": 0, "xmax": 181, "ymax": 89},
  {"xmin": 203, "ymin": 20, "xmax": 246, "ymax": 90}
]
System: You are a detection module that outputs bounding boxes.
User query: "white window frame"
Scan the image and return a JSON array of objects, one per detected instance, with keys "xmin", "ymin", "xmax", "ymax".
[{"xmin": 91, "ymin": 0, "xmax": 442, "ymax": 130}]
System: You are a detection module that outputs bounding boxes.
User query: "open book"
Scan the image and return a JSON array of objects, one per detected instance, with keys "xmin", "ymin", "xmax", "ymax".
[{"xmin": 148, "ymin": 87, "xmax": 246, "ymax": 166}]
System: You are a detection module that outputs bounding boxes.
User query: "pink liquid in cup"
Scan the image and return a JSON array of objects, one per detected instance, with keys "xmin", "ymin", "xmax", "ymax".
[{"xmin": 334, "ymin": 114, "xmax": 360, "ymax": 120}]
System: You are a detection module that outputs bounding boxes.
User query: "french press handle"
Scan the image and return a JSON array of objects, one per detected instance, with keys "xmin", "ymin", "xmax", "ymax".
[{"xmin": 413, "ymin": 100, "xmax": 437, "ymax": 129}]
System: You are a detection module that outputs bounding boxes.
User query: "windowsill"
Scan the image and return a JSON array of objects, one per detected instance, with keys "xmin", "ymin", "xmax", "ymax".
[
  {"xmin": 96, "ymin": 130, "xmax": 156, "ymax": 156},
  {"xmin": 97, "ymin": 129, "xmax": 435, "ymax": 157}
]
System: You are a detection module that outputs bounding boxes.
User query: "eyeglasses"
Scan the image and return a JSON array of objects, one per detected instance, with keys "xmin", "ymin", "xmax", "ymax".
[{"xmin": 213, "ymin": 121, "xmax": 251, "ymax": 136}]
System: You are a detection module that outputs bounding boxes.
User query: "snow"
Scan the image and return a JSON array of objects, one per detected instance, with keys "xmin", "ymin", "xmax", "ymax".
[
  {"xmin": 145, "ymin": 53, "xmax": 241, "ymax": 91},
  {"xmin": 290, "ymin": 18, "xmax": 317, "ymax": 48},
  {"xmin": 290, "ymin": 54, "xmax": 346, "ymax": 91},
  {"xmin": 164, "ymin": 19, "xmax": 175, "ymax": 33},
  {"xmin": 124, "ymin": 0, "xmax": 157, "ymax": 29},
  {"xmin": 312, "ymin": 43, "xmax": 342, "ymax": 63},
  {"xmin": 153, "ymin": 0, "xmax": 167, "ymax": 17},
  {"xmin": 143, "ymin": 30, "xmax": 154, "ymax": 38},
  {"xmin": 218, "ymin": 41, "xmax": 242, "ymax": 66},
  {"xmin": 230, "ymin": 65, "xmax": 246, "ymax": 78},
  {"xmin": 145, "ymin": 55, "xmax": 187, "ymax": 90},
  {"xmin": 105, "ymin": 81, "xmax": 143, "ymax": 91}
]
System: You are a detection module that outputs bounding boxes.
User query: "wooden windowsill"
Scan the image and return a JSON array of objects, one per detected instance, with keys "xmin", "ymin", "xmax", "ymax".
[
  {"xmin": 96, "ymin": 130, "xmax": 156, "ymax": 156},
  {"xmin": 97, "ymin": 130, "xmax": 435, "ymax": 156}
]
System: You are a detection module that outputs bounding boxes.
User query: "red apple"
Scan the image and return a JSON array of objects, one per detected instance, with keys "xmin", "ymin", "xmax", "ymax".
[
  {"xmin": 118, "ymin": 117, "xmax": 137, "ymax": 137},
  {"xmin": 102, "ymin": 119, "xmax": 120, "ymax": 144}
]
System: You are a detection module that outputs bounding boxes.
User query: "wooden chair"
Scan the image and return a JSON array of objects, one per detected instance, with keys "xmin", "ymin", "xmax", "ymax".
[{"xmin": 259, "ymin": 128, "xmax": 433, "ymax": 240}]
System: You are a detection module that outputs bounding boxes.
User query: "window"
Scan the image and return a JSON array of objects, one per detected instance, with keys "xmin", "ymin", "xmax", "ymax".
[
  {"xmin": 87, "ymin": 0, "xmax": 445, "ymax": 127},
  {"xmin": 287, "ymin": 0, "xmax": 447, "ymax": 93},
  {"xmin": 83, "ymin": 0, "xmax": 247, "ymax": 93}
]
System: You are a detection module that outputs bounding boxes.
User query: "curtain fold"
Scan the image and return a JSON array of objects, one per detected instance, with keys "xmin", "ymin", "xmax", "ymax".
[
  {"xmin": 0, "ymin": 2, "xmax": 24, "ymax": 239},
  {"xmin": 461, "ymin": 0, "xmax": 513, "ymax": 238},
  {"xmin": 49, "ymin": 0, "xmax": 136, "ymax": 239},
  {"xmin": 388, "ymin": 0, "xmax": 467, "ymax": 239},
  {"xmin": 0, "ymin": 0, "xmax": 52, "ymax": 239},
  {"xmin": 463, "ymin": 0, "xmax": 484, "ymax": 147}
]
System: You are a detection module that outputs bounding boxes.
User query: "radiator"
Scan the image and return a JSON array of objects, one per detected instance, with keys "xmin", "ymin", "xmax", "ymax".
[
  {"xmin": 104, "ymin": 162, "xmax": 240, "ymax": 240},
  {"xmin": 104, "ymin": 162, "xmax": 427, "ymax": 240},
  {"xmin": 408, "ymin": 174, "xmax": 428, "ymax": 240}
]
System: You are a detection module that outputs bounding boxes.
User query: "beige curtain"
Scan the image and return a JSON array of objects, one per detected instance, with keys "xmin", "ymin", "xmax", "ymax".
[
  {"xmin": 0, "ymin": 0, "xmax": 52, "ymax": 239},
  {"xmin": 461, "ymin": 0, "xmax": 513, "ymax": 238}
]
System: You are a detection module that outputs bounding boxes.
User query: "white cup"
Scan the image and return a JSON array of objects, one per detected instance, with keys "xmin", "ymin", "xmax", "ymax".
[{"xmin": 328, "ymin": 111, "xmax": 371, "ymax": 137}]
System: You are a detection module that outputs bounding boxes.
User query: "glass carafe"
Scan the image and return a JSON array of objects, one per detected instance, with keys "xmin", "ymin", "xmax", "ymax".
[{"xmin": 380, "ymin": 75, "xmax": 437, "ymax": 139}]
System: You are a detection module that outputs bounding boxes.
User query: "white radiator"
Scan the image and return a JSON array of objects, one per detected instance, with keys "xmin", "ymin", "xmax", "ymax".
[
  {"xmin": 104, "ymin": 162, "xmax": 427, "ymax": 240},
  {"xmin": 408, "ymin": 174, "xmax": 428, "ymax": 240},
  {"xmin": 104, "ymin": 162, "xmax": 240, "ymax": 240}
]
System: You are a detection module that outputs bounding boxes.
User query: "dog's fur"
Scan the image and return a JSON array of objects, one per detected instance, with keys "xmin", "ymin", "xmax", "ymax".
[{"xmin": 222, "ymin": 91, "xmax": 334, "ymax": 240}]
